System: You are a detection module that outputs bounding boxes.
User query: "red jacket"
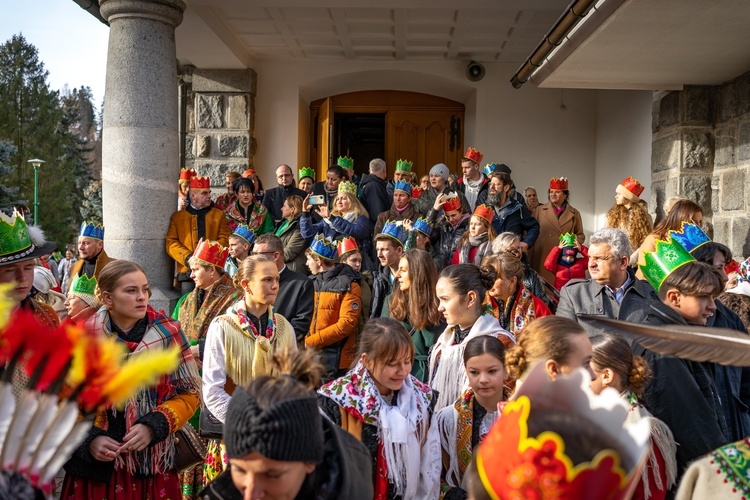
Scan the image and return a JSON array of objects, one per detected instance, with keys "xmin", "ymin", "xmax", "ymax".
[{"xmin": 543, "ymin": 245, "xmax": 588, "ymax": 291}]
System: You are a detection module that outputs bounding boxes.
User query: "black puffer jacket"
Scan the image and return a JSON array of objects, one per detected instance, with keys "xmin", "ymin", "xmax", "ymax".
[
  {"xmin": 199, "ymin": 414, "xmax": 373, "ymax": 500},
  {"xmin": 369, "ymin": 267, "xmax": 392, "ymax": 319},
  {"xmin": 427, "ymin": 208, "xmax": 470, "ymax": 268}
]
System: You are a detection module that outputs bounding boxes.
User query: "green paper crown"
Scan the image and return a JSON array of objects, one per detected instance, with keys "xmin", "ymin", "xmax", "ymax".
[
  {"xmin": 639, "ymin": 237, "xmax": 696, "ymax": 291},
  {"xmin": 337, "ymin": 156, "xmax": 354, "ymax": 170},
  {"xmin": 0, "ymin": 210, "xmax": 32, "ymax": 258},
  {"xmin": 69, "ymin": 273, "xmax": 98, "ymax": 297},
  {"xmin": 298, "ymin": 167, "xmax": 315, "ymax": 180},
  {"xmin": 559, "ymin": 233, "xmax": 577, "ymax": 247},
  {"xmin": 395, "ymin": 159, "xmax": 413, "ymax": 172}
]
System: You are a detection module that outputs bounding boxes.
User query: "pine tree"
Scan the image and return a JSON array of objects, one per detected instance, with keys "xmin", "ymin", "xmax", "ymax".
[
  {"xmin": 79, "ymin": 179, "xmax": 102, "ymax": 224},
  {"xmin": 0, "ymin": 140, "xmax": 20, "ymax": 213}
]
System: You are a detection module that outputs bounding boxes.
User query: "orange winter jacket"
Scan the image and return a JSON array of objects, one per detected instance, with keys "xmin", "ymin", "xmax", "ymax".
[
  {"xmin": 306, "ymin": 264, "xmax": 362, "ymax": 370},
  {"xmin": 165, "ymin": 204, "xmax": 230, "ymax": 274}
]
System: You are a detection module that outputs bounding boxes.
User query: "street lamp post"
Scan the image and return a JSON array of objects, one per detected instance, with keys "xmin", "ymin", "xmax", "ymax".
[{"xmin": 27, "ymin": 158, "xmax": 45, "ymax": 225}]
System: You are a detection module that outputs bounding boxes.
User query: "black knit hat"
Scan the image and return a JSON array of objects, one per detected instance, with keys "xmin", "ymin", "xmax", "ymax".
[{"xmin": 224, "ymin": 387, "xmax": 324, "ymax": 463}]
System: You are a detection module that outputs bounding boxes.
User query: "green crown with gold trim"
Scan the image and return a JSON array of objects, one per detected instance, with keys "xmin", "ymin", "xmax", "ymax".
[
  {"xmin": 559, "ymin": 232, "xmax": 577, "ymax": 247},
  {"xmin": 639, "ymin": 236, "xmax": 696, "ymax": 291},
  {"xmin": 69, "ymin": 274, "xmax": 98, "ymax": 297},
  {"xmin": 337, "ymin": 156, "xmax": 354, "ymax": 170},
  {"xmin": 338, "ymin": 181, "xmax": 357, "ymax": 196},
  {"xmin": 298, "ymin": 167, "xmax": 315, "ymax": 181},
  {"xmin": 395, "ymin": 159, "xmax": 413, "ymax": 172},
  {"xmin": 0, "ymin": 210, "xmax": 32, "ymax": 258}
]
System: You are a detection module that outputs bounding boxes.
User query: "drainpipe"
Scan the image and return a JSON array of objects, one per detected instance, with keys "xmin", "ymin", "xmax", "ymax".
[
  {"xmin": 510, "ymin": 0, "xmax": 597, "ymax": 89},
  {"xmin": 71, "ymin": 0, "xmax": 108, "ymax": 25}
]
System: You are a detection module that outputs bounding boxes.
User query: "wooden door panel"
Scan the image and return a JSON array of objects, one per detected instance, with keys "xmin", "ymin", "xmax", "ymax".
[
  {"xmin": 386, "ymin": 110, "xmax": 462, "ymax": 178},
  {"xmin": 316, "ymin": 97, "xmax": 333, "ymax": 181}
]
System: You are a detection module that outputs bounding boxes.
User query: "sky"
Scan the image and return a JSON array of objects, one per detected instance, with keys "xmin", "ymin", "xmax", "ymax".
[{"xmin": 0, "ymin": 0, "xmax": 109, "ymax": 108}]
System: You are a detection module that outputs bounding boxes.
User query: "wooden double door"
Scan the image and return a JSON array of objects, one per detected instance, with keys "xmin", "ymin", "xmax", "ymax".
[{"xmin": 310, "ymin": 91, "xmax": 465, "ymax": 180}]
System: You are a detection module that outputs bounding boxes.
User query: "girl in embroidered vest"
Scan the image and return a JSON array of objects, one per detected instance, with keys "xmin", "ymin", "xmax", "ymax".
[
  {"xmin": 435, "ymin": 336, "xmax": 510, "ymax": 499},
  {"xmin": 429, "ymin": 265, "xmax": 514, "ymax": 410},
  {"xmin": 317, "ymin": 317, "xmax": 441, "ymax": 500},
  {"xmin": 482, "ymin": 253, "xmax": 552, "ymax": 339},
  {"xmin": 225, "ymin": 177, "xmax": 273, "ymax": 235},
  {"xmin": 382, "ymin": 249, "xmax": 445, "ymax": 382},
  {"xmin": 450, "ymin": 210, "xmax": 496, "ymax": 266},
  {"xmin": 60, "ymin": 260, "xmax": 201, "ymax": 499},
  {"xmin": 590, "ymin": 334, "xmax": 677, "ymax": 500},
  {"xmin": 201, "ymin": 255, "xmax": 297, "ymax": 486},
  {"xmin": 504, "ymin": 316, "xmax": 595, "ymax": 392}
]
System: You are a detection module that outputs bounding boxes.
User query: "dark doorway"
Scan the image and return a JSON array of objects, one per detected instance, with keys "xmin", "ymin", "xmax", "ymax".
[{"xmin": 333, "ymin": 113, "xmax": 385, "ymax": 177}]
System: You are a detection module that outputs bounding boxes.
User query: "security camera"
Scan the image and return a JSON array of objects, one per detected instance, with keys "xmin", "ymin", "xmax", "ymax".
[{"xmin": 466, "ymin": 61, "xmax": 485, "ymax": 82}]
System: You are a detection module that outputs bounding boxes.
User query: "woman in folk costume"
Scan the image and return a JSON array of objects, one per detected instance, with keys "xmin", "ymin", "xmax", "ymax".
[
  {"xmin": 317, "ymin": 317, "xmax": 441, "ymax": 500},
  {"xmin": 450, "ymin": 204, "xmax": 496, "ymax": 265},
  {"xmin": 201, "ymin": 255, "xmax": 297, "ymax": 485},
  {"xmin": 224, "ymin": 176, "xmax": 273, "ymax": 235},
  {"xmin": 604, "ymin": 176, "xmax": 653, "ymax": 255},
  {"xmin": 64, "ymin": 274, "xmax": 100, "ymax": 323},
  {"xmin": 590, "ymin": 334, "xmax": 677, "ymax": 500},
  {"xmin": 381, "ymin": 248, "xmax": 445, "ymax": 382},
  {"xmin": 429, "ymin": 264, "xmax": 514, "ymax": 410},
  {"xmin": 434, "ymin": 336, "xmax": 510, "ymax": 499},
  {"xmin": 175, "ymin": 240, "xmax": 241, "ymax": 499},
  {"xmin": 491, "ymin": 231, "xmax": 549, "ymax": 306},
  {"xmin": 530, "ymin": 177, "xmax": 585, "ymax": 287},
  {"xmin": 61, "ymin": 260, "xmax": 201, "ymax": 498},
  {"xmin": 482, "ymin": 252, "xmax": 551, "ymax": 339}
]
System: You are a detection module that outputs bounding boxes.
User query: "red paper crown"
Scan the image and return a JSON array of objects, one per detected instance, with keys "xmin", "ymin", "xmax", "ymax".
[
  {"xmin": 473, "ymin": 204, "xmax": 494, "ymax": 225},
  {"xmin": 442, "ymin": 194, "xmax": 463, "ymax": 213},
  {"xmin": 193, "ymin": 239, "xmax": 229, "ymax": 268},
  {"xmin": 190, "ymin": 176, "xmax": 210, "ymax": 189},
  {"xmin": 337, "ymin": 236, "xmax": 359, "ymax": 257},
  {"xmin": 725, "ymin": 259, "xmax": 740, "ymax": 275},
  {"xmin": 549, "ymin": 177, "xmax": 569, "ymax": 190},
  {"xmin": 617, "ymin": 176, "xmax": 645, "ymax": 201},
  {"xmin": 179, "ymin": 168, "xmax": 197, "ymax": 181},
  {"xmin": 463, "ymin": 147, "xmax": 483, "ymax": 165},
  {"xmin": 411, "ymin": 187, "xmax": 424, "ymax": 199},
  {"xmin": 242, "ymin": 168, "xmax": 256, "ymax": 178}
]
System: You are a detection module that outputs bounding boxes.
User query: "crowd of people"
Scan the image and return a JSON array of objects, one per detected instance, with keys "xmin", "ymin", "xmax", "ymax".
[{"xmin": 0, "ymin": 147, "xmax": 748, "ymax": 499}]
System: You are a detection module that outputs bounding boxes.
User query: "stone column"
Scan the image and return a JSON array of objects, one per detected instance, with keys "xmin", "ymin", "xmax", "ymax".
[{"xmin": 99, "ymin": 0, "xmax": 186, "ymax": 310}]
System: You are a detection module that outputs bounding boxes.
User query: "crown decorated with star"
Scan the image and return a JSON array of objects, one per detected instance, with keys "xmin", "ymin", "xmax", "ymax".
[
  {"xmin": 337, "ymin": 156, "xmax": 354, "ymax": 170},
  {"xmin": 310, "ymin": 234, "xmax": 338, "ymax": 261},
  {"xmin": 79, "ymin": 221, "xmax": 104, "ymax": 241},
  {"xmin": 0, "ymin": 210, "xmax": 32, "ymax": 260},
  {"xmin": 298, "ymin": 167, "xmax": 315, "ymax": 181},
  {"xmin": 667, "ymin": 221, "xmax": 710, "ymax": 255},
  {"xmin": 190, "ymin": 176, "xmax": 210, "ymax": 189},
  {"xmin": 194, "ymin": 239, "xmax": 229, "ymax": 268},
  {"xmin": 232, "ymin": 224, "xmax": 255, "ymax": 246},
  {"xmin": 442, "ymin": 192, "xmax": 463, "ymax": 213},
  {"xmin": 639, "ymin": 236, "xmax": 696, "ymax": 291},
  {"xmin": 413, "ymin": 217, "xmax": 433, "ymax": 237},
  {"xmin": 393, "ymin": 180, "xmax": 412, "ymax": 195},
  {"xmin": 69, "ymin": 274, "xmax": 97, "ymax": 297},
  {"xmin": 378, "ymin": 220, "xmax": 407, "ymax": 247},
  {"xmin": 550, "ymin": 177, "xmax": 569, "ymax": 190},
  {"xmin": 476, "ymin": 363, "xmax": 649, "ymax": 500},
  {"xmin": 463, "ymin": 147, "xmax": 483, "ymax": 164},
  {"xmin": 472, "ymin": 204, "xmax": 494, "ymax": 225},
  {"xmin": 179, "ymin": 168, "xmax": 197, "ymax": 181},
  {"xmin": 338, "ymin": 181, "xmax": 357, "ymax": 197},
  {"xmin": 337, "ymin": 236, "xmax": 359, "ymax": 257},
  {"xmin": 560, "ymin": 232, "xmax": 577, "ymax": 247},
  {"xmin": 395, "ymin": 159, "xmax": 413, "ymax": 172}
]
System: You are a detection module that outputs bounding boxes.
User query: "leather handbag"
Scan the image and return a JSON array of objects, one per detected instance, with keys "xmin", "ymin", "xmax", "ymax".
[
  {"xmin": 173, "ymin": 422, "xmax": 207, "ymax": 472},
  {"xmin": 199, "ymin": 405, "xmax": 224, "ymax": 439}
]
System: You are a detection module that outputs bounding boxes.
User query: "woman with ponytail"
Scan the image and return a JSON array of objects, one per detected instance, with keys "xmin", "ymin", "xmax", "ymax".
[
  {"xmin": 200, "ymin": 350, "xmax": 373, "ymax": 499},
  {"xmin": 590, "ymin": 334, "xmax": 677, "ymax": 500},
  {"xmin": 318, "ymin": 317, "xmax": 441, "ymax": 499},
  {"xmin": 429, "ymin": 264, "xmax": 514, "ymax": 410}
]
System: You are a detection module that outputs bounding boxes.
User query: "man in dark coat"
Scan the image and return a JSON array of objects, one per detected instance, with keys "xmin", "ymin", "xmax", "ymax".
[
  {"xmin": 262, "ymin": 164, "xmax": 307, "ymax": 223},
  {"xmin": 358, "ymin": 158, "xmax": 390, "ymax": 226},
  {"xmin": 253, "ymin": 234, "xmax": 314, "ymax": 345},
  {"xmin": 556, "ymin": 227, "xmax": 659, "ymax": 336},
  {"xmin": 486, "ymin": 172, "xmax": 539, "ymax": 253}
]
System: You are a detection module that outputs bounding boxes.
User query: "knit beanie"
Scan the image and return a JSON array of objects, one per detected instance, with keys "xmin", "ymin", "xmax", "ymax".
[
  {"xmin": 430, "ymin": 163, "xmax": 450, "ymax": 181},
  {"xmin": 224, "ymin": 386, "xmax": 324, "ymax": 463}
]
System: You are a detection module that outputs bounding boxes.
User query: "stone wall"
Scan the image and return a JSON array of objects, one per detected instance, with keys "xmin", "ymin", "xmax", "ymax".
[
  {"xmin": 182, "ymin": 69, "xmax": 257, "ymax": 187},
  {"xmin": 651, "ymin": 71, "xmax": 750, "ymax": 259}
]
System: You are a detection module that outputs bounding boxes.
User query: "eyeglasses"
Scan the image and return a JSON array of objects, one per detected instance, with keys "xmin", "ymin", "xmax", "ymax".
[{"xmin": 588, "ymin": 255, "xmax": 613, "ymax": 263}]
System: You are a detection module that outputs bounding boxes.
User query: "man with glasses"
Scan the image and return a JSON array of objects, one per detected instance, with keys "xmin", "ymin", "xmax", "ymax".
[
  {"xmin": 486, "ymin": 172, "xmax": 539, "ymax": 255},
  {"xmin": 262, "ymin": 164, "xmax": 307, "ymax": 222},
  {"xmin": 556, "ymin": 227, "xmax": 658, "ymax": 336}
]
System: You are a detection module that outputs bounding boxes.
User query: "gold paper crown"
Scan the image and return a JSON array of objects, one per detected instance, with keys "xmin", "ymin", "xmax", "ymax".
[{"xmin": 338, "ymin": 181, "xmax": 357, "ymax": 196}]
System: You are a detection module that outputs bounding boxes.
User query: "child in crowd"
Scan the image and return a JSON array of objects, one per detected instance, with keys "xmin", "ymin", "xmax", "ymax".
[{"xmin": 543, "ymin": 232, "xmax": 588, "ymax": 290}]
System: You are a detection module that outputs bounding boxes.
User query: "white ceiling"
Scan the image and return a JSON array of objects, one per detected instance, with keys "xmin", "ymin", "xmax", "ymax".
[{"xmin": 177, "ymin": 0, "xmax": 571, "ymax": 68}]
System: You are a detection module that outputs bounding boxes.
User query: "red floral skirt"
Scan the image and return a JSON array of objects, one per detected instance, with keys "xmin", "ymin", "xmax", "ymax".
[{"xmin": 60, "ymin": 468, "xmax": 181, "ymax": 499}]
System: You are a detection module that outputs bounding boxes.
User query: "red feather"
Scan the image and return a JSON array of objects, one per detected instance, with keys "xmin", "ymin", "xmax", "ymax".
[
  {"xmin": 22, "ymin": 321, "xmax": 74, "ymax": 392},
  {"xmin": 0, "ymin": 310, "xmax": 36, "ymax": 365}
]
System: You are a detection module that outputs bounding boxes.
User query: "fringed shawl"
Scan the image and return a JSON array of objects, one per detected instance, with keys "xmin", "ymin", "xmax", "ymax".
[
  {"xmin": 178, "ymin": 274, "xmax": 241, "ymax": 344},
  {"xmin": 91, "ymin": 306, "xmax": 201, "ymax": 475}
]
